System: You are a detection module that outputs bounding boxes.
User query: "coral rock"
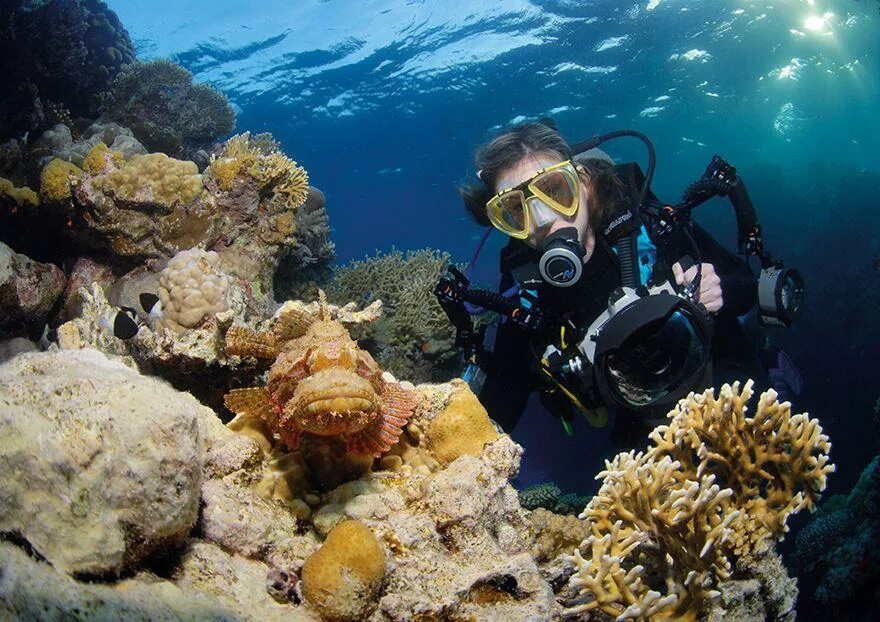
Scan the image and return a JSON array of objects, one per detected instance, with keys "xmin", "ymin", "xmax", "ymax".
[
  {"xmin": 0, "ymin": 349, "xmax": 206, "ymax": 575},
  {"xmin": 0, "ymin": 240, "xmax": 66, "ymax": 328}
]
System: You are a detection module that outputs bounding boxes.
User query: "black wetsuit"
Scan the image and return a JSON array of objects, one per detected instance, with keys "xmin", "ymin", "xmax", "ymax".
[{"xmin": 477, "ymin": 163, "xmax": 760, "ymax": 448}]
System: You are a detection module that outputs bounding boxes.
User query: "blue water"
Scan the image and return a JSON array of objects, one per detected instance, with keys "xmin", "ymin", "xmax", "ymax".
[{"xmin": 108, "ymin": 0, "xmax": 879, "ymax": 503}]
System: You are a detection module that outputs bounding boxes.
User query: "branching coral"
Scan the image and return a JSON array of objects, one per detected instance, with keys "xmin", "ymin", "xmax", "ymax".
[
  {"xmin": 325, "ymin": 248, "xmax": 458, "ymax": 383},
  {"xmin": 565, "ymin": 381, "xmax": 834, "ymax": 621},
  {"xmin": 648, "ymin": 380, "xmax": 835, "ymax": 556},
  {"xmin": 206, "ymin": 132, "xmax": 309, "ymax": 211}
]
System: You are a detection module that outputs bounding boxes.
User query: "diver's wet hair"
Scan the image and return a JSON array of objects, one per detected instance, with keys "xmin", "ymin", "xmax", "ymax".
[
  {"xmin": 459, "ymin": 120, "xmax": 625, "ymax": 229},
  {"xmin": 459, "ymin": 121, "xmax": 570, "ymax": 227}
]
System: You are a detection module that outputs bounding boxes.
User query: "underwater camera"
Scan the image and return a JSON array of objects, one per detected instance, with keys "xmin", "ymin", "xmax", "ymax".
[{"xmin": 437, "ymin": 129, "xmax": 803, "ymax": 416}]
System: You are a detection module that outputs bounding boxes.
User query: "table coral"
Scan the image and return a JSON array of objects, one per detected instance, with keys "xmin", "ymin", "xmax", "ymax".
[{"xmin": 565, "ymin": 381, "xmax": 834, "ymax": 621}]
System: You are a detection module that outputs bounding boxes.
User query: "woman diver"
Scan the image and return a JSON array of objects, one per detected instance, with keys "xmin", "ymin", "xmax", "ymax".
[{"xmin": 456, "ymin": 121, "xmax": 762, "ymax": 447}]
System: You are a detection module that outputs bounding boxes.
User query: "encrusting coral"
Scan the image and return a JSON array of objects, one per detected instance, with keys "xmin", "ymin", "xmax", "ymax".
[
  {"xmin": 224, "ymin": 291, "xmax": 417, "ymax": 457},
  {"xmin": 424, "ymin": 384, "xmax": 500, "ymax": 466},
  {"xmin": 565, "ymin": 380, "xmax": 834, "ymax": 621}
]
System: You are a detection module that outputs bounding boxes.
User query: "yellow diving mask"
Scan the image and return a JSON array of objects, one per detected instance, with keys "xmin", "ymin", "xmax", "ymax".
[{"xmin": 485, "ymin": 160, "xmax": 580, "ymax": 239}]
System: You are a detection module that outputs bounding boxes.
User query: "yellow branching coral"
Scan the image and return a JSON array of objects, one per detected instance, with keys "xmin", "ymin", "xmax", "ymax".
[
  {"xmin": 570, "ymin": 452, "xmax": 739, "ymax": 621},
  {"xmin": 566, "ymin": 381, "xmax": 834, "ymax": 621},
  {"xmin": 649, "ymin": 379, "xmax": 835, "ymax": 556},
  {"xmin": 206, "ymin": 132, "xmax": 309, "ymax": 209}
]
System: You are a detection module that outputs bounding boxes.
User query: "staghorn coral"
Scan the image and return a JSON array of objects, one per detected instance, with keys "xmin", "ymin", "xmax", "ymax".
[
  {"xmin": 223, "ymin": 292, "xmax": 417, "ymax": 458},
  {"xmin": 570, "ymin": 452, "xmax": 739, "ymax": 621},
  {"xmin": 100, "ymin": 59, "xmax": 235, "ymax": 158},
  {"xmin": 649, "ymin": 379, "xmax": 835, "ymax": 557},
  {"xmin": 565, "ymin": 381, "xmax": 834, "ymax": 621},
  {"xmin": 325, "ymin": 248, "xmax": 459, "ymax": 384},
  {"xmin": 157, "ymin": 248, "xmax": 231, "ymax": 334}
]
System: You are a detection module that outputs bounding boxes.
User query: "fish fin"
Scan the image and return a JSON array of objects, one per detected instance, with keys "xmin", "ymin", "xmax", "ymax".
[
  {"xmin": 225, "ymin": 325, "xmax": 280, "ymax": 359},
  {"xmin": 224, "ymin": 387, "xmax": 276, "ymax": 423},
  {"xmin": 346, "ymin": 383, "xmax": 416, "ymax": 457}
]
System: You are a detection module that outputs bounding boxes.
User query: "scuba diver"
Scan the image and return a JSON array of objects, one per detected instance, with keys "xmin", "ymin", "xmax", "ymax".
[{"xmin": 435, "ymin": 121, "xmax": 804, "ymax": 447}]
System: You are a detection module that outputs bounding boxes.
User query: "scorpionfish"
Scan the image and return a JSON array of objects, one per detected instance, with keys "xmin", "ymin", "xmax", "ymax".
[{"xmin": 223, "ymin": 294, "xmax": 416, "ymax": 457}]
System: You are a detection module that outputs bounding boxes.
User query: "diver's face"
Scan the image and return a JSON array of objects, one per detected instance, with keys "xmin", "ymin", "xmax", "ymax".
[{"xmin": 494, "ymin": 154, "xmax": 591, "ymax": 250}]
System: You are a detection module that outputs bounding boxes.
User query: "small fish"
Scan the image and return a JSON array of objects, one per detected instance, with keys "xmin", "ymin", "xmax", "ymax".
[
  {"xmin": 139, "ymin": 292, "xmax": 163, "ymax": 320},
  {"xmin": 102, "ymin": 306, "xmax": 140, "ymax": 340},
  {"xmin": 873, "ymin": 255, "xmax": 880, "ymax": 271}
]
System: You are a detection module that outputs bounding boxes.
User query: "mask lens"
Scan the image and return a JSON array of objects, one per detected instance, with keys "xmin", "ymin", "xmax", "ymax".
[
  {"xmin": 603, "ymin": 310, "xmax": 707, "ymax": 407},
  {"xmin": 489, "ymin": 191, "xmax": 528, "ymax": 236},
  {"xmin": 531, "ymin": 167, "xmax": 577, "ymax": 215}
]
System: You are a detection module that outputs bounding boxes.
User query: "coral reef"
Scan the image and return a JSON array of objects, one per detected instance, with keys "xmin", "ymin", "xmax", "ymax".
[
  {"xmin": 325, "ymin": 248, "xmax": 459, "ymax": 384},
  {"xmin": 223, "ymin": 292, "xmax": 417, "ymax": 457},
  {"xmin": 158, "ymin": 248, "xmax": 230, "ymax": 334},
  {"xmin": 0, "ymin": 240, "xmax": 66, "ymax": 329},
  {"xmin": 0, "ymin": 0, "xmax": 135, "ymax": 140},
  {"xmin": 564, "ymin": 381, "xmax": 833, "ymax": 621},
  {"xmin": 792, "ymin": 454, "xmax": 880, "ymax": 618},
  {"xmin": 99, "ymin": 59, "xmax": 235, "ymax": 158},
  {"xmin": 0, "ymin": 342, "xmax": 817, "ymax": 621}
]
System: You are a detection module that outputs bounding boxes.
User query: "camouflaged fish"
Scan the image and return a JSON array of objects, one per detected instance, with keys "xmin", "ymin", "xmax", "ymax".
[{"xmin": 223, "ymin": 292, "xmax": 416, "ymax": 457}]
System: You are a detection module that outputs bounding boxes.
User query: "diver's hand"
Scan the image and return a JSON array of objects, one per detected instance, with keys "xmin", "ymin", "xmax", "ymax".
[{"xmin": 673, "ymin": 262, "xmax": 723, "ymax": 313}]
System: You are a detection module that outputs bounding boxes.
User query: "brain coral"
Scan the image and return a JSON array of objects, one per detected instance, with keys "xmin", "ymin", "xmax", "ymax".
[
  {"xmin": 301, "ymin": 519, "xmax": 386, "ymax": 621},
  {"xmin": 158, "ymin": 248, "xmax": 230, "ymax": 334}
]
